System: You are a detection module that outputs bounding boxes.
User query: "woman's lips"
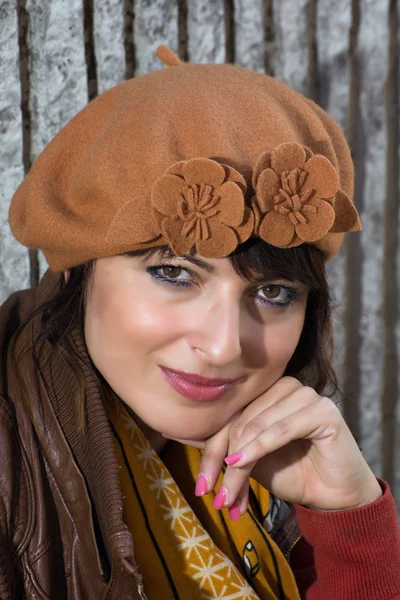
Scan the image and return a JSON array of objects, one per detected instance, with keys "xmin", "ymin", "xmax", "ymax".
[{"xmin": 159, "ymin": 366, "xmax": 239, "ymax": 402}]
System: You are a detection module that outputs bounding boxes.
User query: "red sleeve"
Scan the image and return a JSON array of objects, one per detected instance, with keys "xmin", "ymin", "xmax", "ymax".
[{"xmin": 290, "ymin": 478, "xmax": 400, "ymax": 600}]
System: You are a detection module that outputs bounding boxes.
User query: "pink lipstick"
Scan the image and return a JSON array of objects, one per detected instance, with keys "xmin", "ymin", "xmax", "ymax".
[{"xmin": 160, "ymin": 366, "xmax": 239, "ymax": 402}]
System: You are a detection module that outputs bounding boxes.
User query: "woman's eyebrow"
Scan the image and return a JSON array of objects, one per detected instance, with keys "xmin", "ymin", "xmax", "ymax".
[
  {"xmin": 142, "ymin": 247, "xmax": 215, "ymax": 273},
  {"xmin": 178, "ymin": 255, "xmax": 215, "ymax": 273},
  {"xmin": 168, "ymin": 254, "xmax": 300, "ymax": 284},
  {"xmin": 125, "ymin": 248, "xmax": 215, "ymax": 272},
  {"xmin": 157, "ymin": 250, "xmax": 299, "ymax": 281}
]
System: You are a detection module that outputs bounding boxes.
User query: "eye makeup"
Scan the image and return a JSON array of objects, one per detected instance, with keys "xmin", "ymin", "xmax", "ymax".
[{"xmin": 145, "ymin": 264, "xmax": 303, "ymax": 310}]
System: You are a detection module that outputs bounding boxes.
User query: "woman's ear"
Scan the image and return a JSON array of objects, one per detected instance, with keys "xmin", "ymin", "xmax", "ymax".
[{"xmin": 64, "ymin": 271, "xmax": 70, "ymax": 283}]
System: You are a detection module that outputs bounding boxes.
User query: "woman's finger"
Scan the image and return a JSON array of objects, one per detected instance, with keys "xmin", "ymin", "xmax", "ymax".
[
  {"xmin": 226, "ymin": 482, "xmax": 250, "ymax": 521},
  {"xmin": 213, "ymin": 398, "xmax": 339, "ymax": 509},
  {"xmin": 226, "ymin": 399, "xmax": 340, "ymax": 469},
  {"xmin": 213, "ymin": 427, "xmax": 256, "ymax": 510},
  {"xmin": 228, "ymin": 384, "xmax": 318, "ymax": 452},
  {"xmin": 195, "ymin": 422, "xmax": 232, "ymax": 497},
  {"xmin": 209, "ymin": 387, "xmax": 324, "ymax": 510},
  {"xmin": 210, "ymin": 387, "xmax": 316, "ymax": 510},
  {"xmin": 230, "ymin": 376, "xmax": 303, "ymax": 436},
  {"xmin": 213, "ymin": 460, "xmax": 256, "ymax": 511},
  {"xmin": 194, "ymin": 411, "xmax": 243, "ymax": 496}
]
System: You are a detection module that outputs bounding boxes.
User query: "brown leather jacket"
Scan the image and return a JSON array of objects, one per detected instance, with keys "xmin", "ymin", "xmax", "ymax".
[{"xmin": 0, "ymin": 270, "xmax": 144, "ymax": 599}]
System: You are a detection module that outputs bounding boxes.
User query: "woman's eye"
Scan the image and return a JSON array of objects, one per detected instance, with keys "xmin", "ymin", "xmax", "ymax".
[
  {"xmin": 256, "ymin": 284, "xmax": 300, "ymax": 308},
  {"xmin": 260, "ymin": 284, "xmax": 282, "ymax": 299},
  {"xmin": 146, "ymin": 264, "xmax": 193, "ymax": 287},
  {"xmin": 160, "ymin": 266, "xmax": 183, "ymax": 279},
  {"xmin": 146, "ymin": 265, "xmax": 302, "ymax": 307}
]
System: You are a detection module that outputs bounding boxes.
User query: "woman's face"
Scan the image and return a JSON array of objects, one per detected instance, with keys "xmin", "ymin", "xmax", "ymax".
[{"xmin": 81, "ymin": 250, "xmax": 309, "ymax": 441}]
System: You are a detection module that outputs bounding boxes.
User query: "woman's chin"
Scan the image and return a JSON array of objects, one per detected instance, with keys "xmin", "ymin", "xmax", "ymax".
[{"xmin": 160, "ymin": 421, "xmax": 223, "ymax": 443}]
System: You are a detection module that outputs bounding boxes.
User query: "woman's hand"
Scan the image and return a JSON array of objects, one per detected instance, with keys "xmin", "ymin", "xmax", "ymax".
[{"xmin": 163, "ymin": 377, "xmax": 382, "ymax": 519}]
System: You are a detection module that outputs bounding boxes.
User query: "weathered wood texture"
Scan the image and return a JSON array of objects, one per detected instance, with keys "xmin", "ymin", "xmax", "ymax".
[
  {"xmin": 0, "ymin": 0, "xmax": 29, "ymax": 297},
  {"xmin": 0, "ymin": 0, "xmax": 399, "ymax": 504},
  {"xmin": 93, "ymin": 0, "xmax": 125, "ymax": 94}
]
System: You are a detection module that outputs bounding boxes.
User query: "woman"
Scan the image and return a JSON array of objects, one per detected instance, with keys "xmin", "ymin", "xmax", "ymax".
[{"xmin": 1, "ymin": 45, "xmax": 399, "ymax": 599}]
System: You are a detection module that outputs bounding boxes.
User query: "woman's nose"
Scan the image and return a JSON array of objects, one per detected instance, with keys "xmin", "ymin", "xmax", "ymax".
[{"xmin": 190, "ymin": 298, "xmax": 242, "ymax": 365}]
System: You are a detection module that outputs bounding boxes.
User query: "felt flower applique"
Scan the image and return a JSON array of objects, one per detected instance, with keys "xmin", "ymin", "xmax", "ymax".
[
  {"xmin": 251, "ymin": 142, "xmax": 361, "ymax": 248},
  {"xmin": 105, "ymin": 158, "xmax": 254, "ymax": 257},
  {"xmin": 151, "ymin": 158, "xmax": 255, "ymax": 257}
]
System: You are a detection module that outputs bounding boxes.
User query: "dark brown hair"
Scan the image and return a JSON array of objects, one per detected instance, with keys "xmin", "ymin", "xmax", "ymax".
[{"xmin": 9, "ymin": 239, "xmax": 337, "ymax": 431}]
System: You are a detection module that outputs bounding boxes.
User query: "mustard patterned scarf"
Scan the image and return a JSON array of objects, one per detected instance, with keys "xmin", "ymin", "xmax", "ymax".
[{"xmin": 106, "ymin": 399, "xmax": 302, "ymax": 600}]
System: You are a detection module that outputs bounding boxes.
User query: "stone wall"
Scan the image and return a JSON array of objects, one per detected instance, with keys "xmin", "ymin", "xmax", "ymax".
[{"xmin": 0, "ymin": 0, "xmax": 399, "ymax": 506}]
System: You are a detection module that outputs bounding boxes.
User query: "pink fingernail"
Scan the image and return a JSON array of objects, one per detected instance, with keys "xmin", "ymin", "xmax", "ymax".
[
  {"xmin": 228, "ymin": 502, "xmax": 241, "ymax": 521},
  {"xmin": 195, "ymin": 475, "xmax": 208, "ymax": 496},
  {"xmin": 213, "ymin": 486, "xmax": 228, "ymax": 510},
  {"xmin": 224, "ymin": 451, "xmax": 244, "ymax": 466}
]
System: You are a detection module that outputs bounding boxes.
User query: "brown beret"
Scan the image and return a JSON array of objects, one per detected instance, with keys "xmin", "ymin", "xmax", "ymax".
[{"xmin": 9, "ymin": 45, "xmax": 361, "ymax": 272}]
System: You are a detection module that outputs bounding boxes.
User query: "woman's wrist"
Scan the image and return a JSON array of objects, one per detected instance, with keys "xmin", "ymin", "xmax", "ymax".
[{"xmin": 304, "ymin": 477, "xmax": 383, "ymax": 512}]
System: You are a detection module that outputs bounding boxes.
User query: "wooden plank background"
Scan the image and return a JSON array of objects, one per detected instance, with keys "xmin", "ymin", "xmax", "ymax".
[{"xmin": 1, "ymin": 0, "xmax": 399, "ymax": 506}]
